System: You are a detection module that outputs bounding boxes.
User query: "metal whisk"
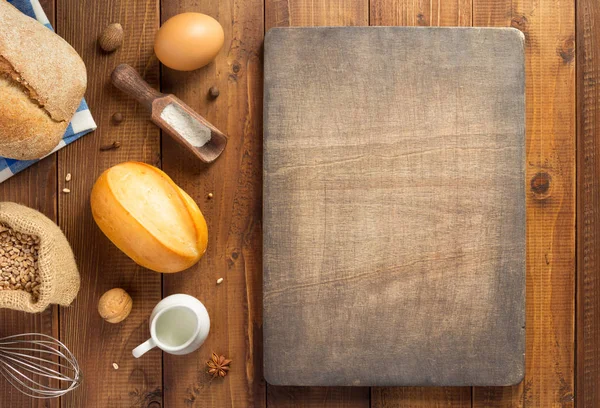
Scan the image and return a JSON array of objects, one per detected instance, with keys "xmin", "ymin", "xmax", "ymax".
[{"xmin": 0, "ymin": 333, "xmax": 81, "ymax": 398}]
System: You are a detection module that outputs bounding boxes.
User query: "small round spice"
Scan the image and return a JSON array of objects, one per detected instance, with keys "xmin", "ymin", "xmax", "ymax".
[
  {"xmin": 216, "ymin": 277, "xmax": 224, "ymax": 285},
  {"xmin": 98, "ymin": 23, "xmax": 124, "ymax": 53},
  {"xmin": 65, "ymin": 173, "xmax": 72, "ymax": 182},
  {"xmin": 111, "ymin": 112, "xmax": 124, "ymax": 124},
  {"xmin": 112, "ymin": 362, "xmax": 119, "ymax": 370},
  {"xmin": 208, "ymin": 86, "xmax": 220, "ymax": 99},
  {"xmin": 98, "ymin": 288, "xmax": 133, "ymax": 323},
  {"xmin": 207, "ymin": 193, "xmax": 214, "ymax": 199}
]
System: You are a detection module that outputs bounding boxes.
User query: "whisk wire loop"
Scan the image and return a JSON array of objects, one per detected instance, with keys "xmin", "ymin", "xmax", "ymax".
[{"xmin": 0, "ymin": 333, "xmax": 81, "ymax": 399}]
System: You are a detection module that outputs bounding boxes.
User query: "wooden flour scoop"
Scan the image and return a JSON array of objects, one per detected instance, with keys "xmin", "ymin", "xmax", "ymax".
[{"xmin": 111, "ymin": 64, "xmax": 227, "ymax": 163}]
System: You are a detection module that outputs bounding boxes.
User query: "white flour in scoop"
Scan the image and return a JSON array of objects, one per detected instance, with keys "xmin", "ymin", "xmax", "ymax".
[{"xmin": 160, "ymin": 103, "xmax": 211, "ymax": 148}]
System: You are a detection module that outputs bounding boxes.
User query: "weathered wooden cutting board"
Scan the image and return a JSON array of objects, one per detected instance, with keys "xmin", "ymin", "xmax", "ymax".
[{"xmin": 263, "ymin": 26, "xmax": 526, "ymax": 387}]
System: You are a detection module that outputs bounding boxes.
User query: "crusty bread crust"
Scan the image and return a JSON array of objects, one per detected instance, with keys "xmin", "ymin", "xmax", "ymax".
[
  {"xmin": 0, "ymin": 0, "xmax": 87, "ymax": 160},
  {"xmin": 0, "ymin": 77, "xmax": 68, "ymax": 160}
]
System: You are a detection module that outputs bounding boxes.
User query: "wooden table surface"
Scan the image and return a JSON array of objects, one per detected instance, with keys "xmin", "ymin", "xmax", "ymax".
[{"xmin": 1, "ymin": 0, "xmax": 594, "ymax": 406}]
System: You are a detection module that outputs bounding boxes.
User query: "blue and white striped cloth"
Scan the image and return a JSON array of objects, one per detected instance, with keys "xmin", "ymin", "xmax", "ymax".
[{"xmin": 0, "ymin": 0, "xmax": 97, "ymax": 184}]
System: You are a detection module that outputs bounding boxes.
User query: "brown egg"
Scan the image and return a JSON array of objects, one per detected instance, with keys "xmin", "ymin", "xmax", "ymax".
[{"xmin": 155, "ymin": 13, "xmax": 224, "ymax": 71}]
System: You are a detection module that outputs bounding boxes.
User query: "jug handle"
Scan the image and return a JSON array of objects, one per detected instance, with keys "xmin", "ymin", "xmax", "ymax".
[{"xmin": 132, "ymin": 338, "xmax": 156, "ymax": 358}]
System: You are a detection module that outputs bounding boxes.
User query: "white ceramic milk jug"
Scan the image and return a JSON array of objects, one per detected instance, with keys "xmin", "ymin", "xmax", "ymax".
[{"xmin": 132, "ymin": 294, "xmax": 210, "ymax": 358}]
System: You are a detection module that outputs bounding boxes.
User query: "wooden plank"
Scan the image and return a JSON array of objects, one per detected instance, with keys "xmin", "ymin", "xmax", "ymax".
[
  {"xmin": 0, "ymin": 165, "xmax": 57, "ymax": 408},
  {"xmin": 472, "ymin": 0, "xmax": 576, "ymax": 406},
  {"xmin": 370, "ymin": 0, "xmax": 471, "ymax": 26},
  {"xmin": 372, "ymin": 388, "xmax": 472, "ymax": 408},
  {"xmin": 159, "ymin": 0, "xmax": 265, "ymax": 407},
  {"xmin": 369, "ymin": 0, "xmax": 472, "ymax": 406},
  {"xmin": 0, "ymin": 175, "xmax": 59, "ymax": 405},
  {"xmin": 56, "ymin": 0, "xmax": 162, "ymax": 406},
  {"xmin": 0, "ymin": 0, "xmax": 57, "ymax": 406},
  {"xmin": 268, "ymin": 387, "xmax": 370, "ymax": 408},
  {"xmin": 264, "ymin": 1, "xmax": 369, "ymax": 407},
  {"xmin": 266, "ymin": 0, "xmax": 367, "ymax": 27},
  {"xmin": 577, "ymin": 0, "xmax": 600, "ymax": 407}
]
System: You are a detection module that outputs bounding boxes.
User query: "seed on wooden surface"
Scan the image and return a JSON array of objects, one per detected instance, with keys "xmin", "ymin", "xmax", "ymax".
[
  {"xmin": 112, "ymin": 112, "xmax": 124, "ymax": 124},
  {"xmin": 209, "ymin": 86, "xmax": 220, "ymax": 99},
  {"xmin": 112, "ymin": 362, "xmax": 119, "ymax": 370},
  {"xmin": 216, "ymin": 277, "xmax": 224, "ymax": 285},
  {"xmin": 62, "ymin": 188, "xmax": 71, "ymax": 194},
  {"xmin": 65, "ymin": 173, "xmax": 72, "ymax": 182},
  {"xmin": 207, "ymin": 193, "xmax": 213, "ymax": 199}
]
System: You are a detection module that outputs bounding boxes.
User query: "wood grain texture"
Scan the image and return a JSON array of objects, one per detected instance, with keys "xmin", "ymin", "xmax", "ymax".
[
  {"xmin": 160, "ymin": 0, "xmax": 265, "ymax": 406},
  {"xmin": 266, "ymin": 0, "xmax": 368, "ymax": 28},
  {"xmin": 268, "ymin": 387, "xmax": 370, "ymax": 407},
  {"xmin": 369, "ymin": 0, "xmax": 472, "ymax": 405},
  {"xmin": 264, "ymin": 1, "xmax": 369, "ymax": 407},
  {"xmin": 56, "ymin": 0, "xmax": 163, "ymax": 406},
  {"xmin": 264, "ymin": 26, "xmax": 525, "ymax": 386},
  {"xmin": 577, "ymin": 0, "xmax": 600, "ymax": 406},
  {"xmin": 472, "ymin": 0, "xmax": 576, "ymax": 406},
  {"xmin": 0, "ymin": 0, "xmax": 57, "ymax": 406},
  {"xmin": 370, "ymin": 0, "xmax": 471, "ymax": 26},
  {"xmin": 372, "ymin": 387, "xmax": 472, "ymax": 408}
]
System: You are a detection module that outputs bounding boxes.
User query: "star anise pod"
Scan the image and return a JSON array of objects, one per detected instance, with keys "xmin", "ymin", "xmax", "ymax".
[{"xmin": 206, "ymin": 352, "xmax": 232, "ymax": 378}]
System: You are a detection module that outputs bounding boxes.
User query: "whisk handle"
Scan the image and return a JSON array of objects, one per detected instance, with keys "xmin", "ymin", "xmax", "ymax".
[{"xmin": 132, "ymin": 338, "xmax": 156, "ymax": 358}]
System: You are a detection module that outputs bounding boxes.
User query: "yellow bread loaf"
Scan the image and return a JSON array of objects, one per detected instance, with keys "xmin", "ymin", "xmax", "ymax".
[{"xmin": 91, "ymin": 162, "xmax": 208, "ymax": 273}]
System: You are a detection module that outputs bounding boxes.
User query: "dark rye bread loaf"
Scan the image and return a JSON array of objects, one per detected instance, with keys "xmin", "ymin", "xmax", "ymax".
[{"xmin": 0, "ymin": 0, "xmax": 87, "ymax": 160}]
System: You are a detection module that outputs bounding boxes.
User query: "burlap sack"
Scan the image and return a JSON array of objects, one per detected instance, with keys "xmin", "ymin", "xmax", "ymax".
[{"xmin": 0, "ymin": 202, "xmax": 79, "ymax": 313}]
